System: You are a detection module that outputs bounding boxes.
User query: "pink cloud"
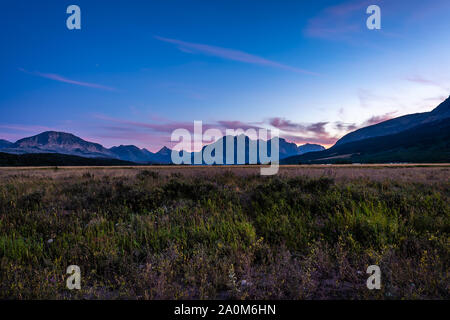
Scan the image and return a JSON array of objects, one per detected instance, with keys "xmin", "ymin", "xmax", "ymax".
[
  {"xmin": 334, "ymin": 121, "xmax": 358, "ymax": 132},
  {"xmin": 19, "ymin": 68, "xmax": 116, "ymax": 91},
  {"xmin": 268, "ymin": 118, "xmax": 338, "ymax": 147},
  {"xmin": 406, "ymin": 75, "xmax": 439, "ymax": 86},
  {"xmin": 269, "ymin": 118, "xmax": 307, "ymax": 132},
  {"xmin": 405, "ymin": 75, "xmax": 450, "ymax": 91},
  {"xmin": 154, "ymin": 36, "xmax": 319, "ymax": 76},
  {"xmin": 362, "ymin": 111, "xmax": 397, "ymax": 126},
  {"xmin": 269, "ymin": 118, "xmax": 330, "ymax": 135},
  {"xmin": 282, "ymin": 134, "xmax": 338, "ymax": 147}
]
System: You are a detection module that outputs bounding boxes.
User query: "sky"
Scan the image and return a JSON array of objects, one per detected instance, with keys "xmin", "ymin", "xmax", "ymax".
[{"xmin": 1, "ymin": 0, "xmax": 449, "ymax": 151}]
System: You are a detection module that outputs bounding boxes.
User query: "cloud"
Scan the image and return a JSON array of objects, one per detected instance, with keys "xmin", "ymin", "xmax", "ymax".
[
  {"xmin": 362, "ymin": 111, "xmax": 397, "ymax": 126},
  {"xmin": 269, "ymin": 118, "xmax": 308, "ymax": 132},
  {"xmin": 334, "ymin": 121, "xmax": 358, "ymax": 132},
  {"xmin": 304, "ymin": 0, "xmax": 373, "ymax": 40},
  {"xmin": 154, "ymin": 36, "xmax": 319, "ymax": 75},
  {"xmin": 19, "ymin": 68, "xmax": 116, "ymax": 91},
  {"xmin": 94, "ymin": 114, "xmax": 197, "ymax": 134},
  {"xmin": 307, "ymin": 122, "xmax": 329, "ymax": 135},
  {"xmin": 405, "ymin": 75, "xmax": 450, "ymax": 91},
  {"xmin": 269, "ymin": 118, "xmax": 329, "ymax": 135},
  {"xmin": 268, "ymin": 118, "xmax": 337, "ymax": 147},
  {"xmin": 93, "ymin": 110, "xmax": 402, "ymax": 151},
  {"xmin": 333, "ymin": 111, "xmax": 396, "ymax": 134},
  {"xmin": 96, "ymin": 115, "xmax": 264, "ymax": 135},
  {"xmin": 406, "ymin": 75, "xmax": 440, "ymax": 86}
]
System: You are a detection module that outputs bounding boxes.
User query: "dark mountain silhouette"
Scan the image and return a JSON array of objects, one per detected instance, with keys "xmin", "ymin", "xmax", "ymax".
[
  {"xmin": 185, "ymin": 136, "xmax": 320, "ymax": 165},
  {"xmin": 5, "ymin": 131, "xmax": 116, "ymax": 158},
  {"xmin": 298, "ymin": 143, "xmax": 325, "ymax": 154},
  {"xmin": 110, "ymin": 145, "xmax": 154, "ymax": 163},
  {"xmin": 151, "ymin": 146, "xmax": 174, "ymax": 164},
  {"xmin": 278, "ymin": 139, "xmax": 324, "ymax": 157},
  {"xmin": 0, "ymin": 139, "xmax": 13, "ymax": 149},
  {"xmin": 336, "ymin": 96, "xmax": 450, "ymax": 146}
]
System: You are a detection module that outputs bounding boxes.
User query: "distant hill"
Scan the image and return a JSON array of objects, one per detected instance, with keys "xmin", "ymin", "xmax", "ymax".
[
  {"xmin": 335, "ymin": 96, "xmax": 450, "ymax": 146},
  {"xmin": 110, "ymin": 145, "xmax": 154, "ymax": 163},
  {"xmin": 279, "ymin": 140, "xmax": 325, "ymax": 157},
  {"xmin": 0, "ymin": 152, "xmax": 136, "ymax": 167},
  {"xmin": 298, "ymin": 143, "xmax": 325, "ymax": 154},
  {"xmin": 282, "ymin": 118, "xmax": 450, "ymax": 164},
  {"xmin": 0, "ymin": 139, "xmax": 13, "ymax": 149},
  {"xmin": 5, "ymin": 131, "xmax": 117, "ymax": 158}
]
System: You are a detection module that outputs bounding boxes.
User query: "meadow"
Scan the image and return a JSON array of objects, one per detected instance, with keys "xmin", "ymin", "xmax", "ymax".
[{"xmin": 0, "ymin": 165, "xmax": 448, "ymax": 299}]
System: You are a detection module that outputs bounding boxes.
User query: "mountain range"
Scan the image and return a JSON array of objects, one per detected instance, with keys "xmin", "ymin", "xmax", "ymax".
[{"xmin": 0, "ymin": 130, "xmax": 324, "ymax": 165}]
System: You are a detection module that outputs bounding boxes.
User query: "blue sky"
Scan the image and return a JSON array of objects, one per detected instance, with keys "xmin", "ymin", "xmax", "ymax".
[{"xmin": 1, "ymin": 0, "xmax": 449, "ymax": 151}]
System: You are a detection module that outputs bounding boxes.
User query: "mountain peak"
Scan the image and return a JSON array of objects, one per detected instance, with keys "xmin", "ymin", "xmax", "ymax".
[
  {"xmin": 431, "ymin": 95, "xmax": 450, "ymax": 115},
  {"xmin": 13, "ymin": 131, "xmax": 114, "ymax": 158},
  {"xmin": 16, "ymin": 131, "xmax": 86, "ymax": 145},
  {"xmin": 109, "ymin": 144, "xmax": 154, "ymax": 163},
  {"xmin": 157, "ymin": 146, "xmax": 172, "ymax": 155},
  {"xmin": 298, "ymin": 143, "xmax": 325, "ymax": 154},
  {"xmin": 111, "ymin": 144, "xmax": 141, "ymax": 151}
]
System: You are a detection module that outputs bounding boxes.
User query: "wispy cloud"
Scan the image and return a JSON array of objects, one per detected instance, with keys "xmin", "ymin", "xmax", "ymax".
[
  {"xmin": 406, "ymin": 75, "xmax": 440, "ymax": 86},
  {"xmin": 19, "ymin": 68, "xmax": 116, "ymax": 91},
  {"xmin": 269, "ymin": 117, "xmax": 329, "ymax": 135},
  {"xmin": 362, "ymin": 111, "xmax": 397, "ymax": 126},
  {"xmin": 405, "ymin": 75, "xmax": 450, "ymax": 91},
  {"xmin": 332, "ymin": 111, "xmax": 396, "ymax": 135},
  {"xmin": 305, "ymin": 0, "xmax": 373, "ymax": 40},
  {"xmin": 334, "ymin": 121, "xmax": 358, "ymax": 132},
  {"xmin": 154, "ymin": 36, "xmax": 319, "ymax": 76}
]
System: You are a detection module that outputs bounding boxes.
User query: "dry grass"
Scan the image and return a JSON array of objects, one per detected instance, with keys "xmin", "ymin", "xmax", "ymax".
[{"xmin": 1, "ymin": 164, "xmax": 448, "ymax": 184}]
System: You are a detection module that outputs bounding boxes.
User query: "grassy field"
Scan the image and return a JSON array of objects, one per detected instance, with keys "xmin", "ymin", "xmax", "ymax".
[{"xmin": 0, "ymin": 165, "xmax": 448, "ymax": 299}]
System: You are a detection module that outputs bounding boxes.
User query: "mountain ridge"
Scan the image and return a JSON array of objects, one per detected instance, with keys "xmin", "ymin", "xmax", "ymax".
[
  {"xmin": 0, "ymin": 131, "xmax": 324, "ymax": 164},
  {"xmin": 335, "ymin": 96, "xmax": 450, "ymax": 146}
]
